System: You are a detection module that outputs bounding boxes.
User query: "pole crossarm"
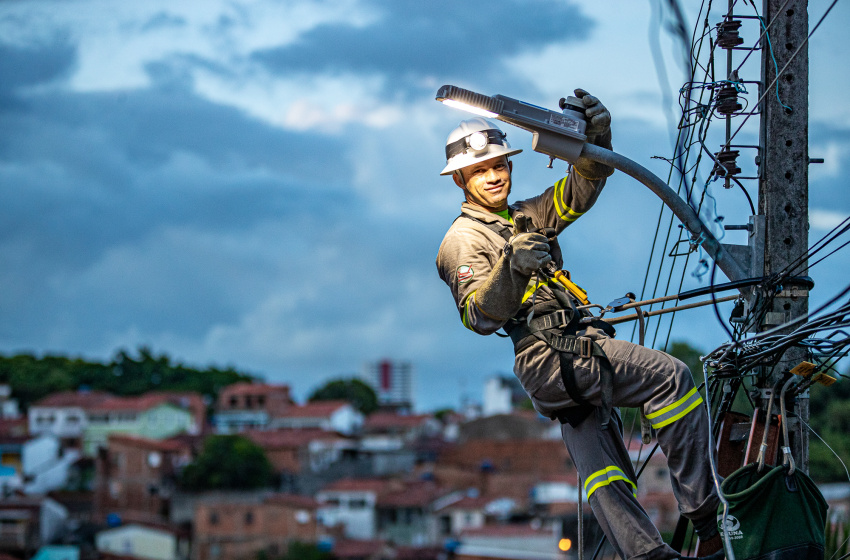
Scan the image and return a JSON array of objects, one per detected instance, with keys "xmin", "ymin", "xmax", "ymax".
[{"xmin": 580, "ymin": 143, "xmax": 748, "ymax": 283}]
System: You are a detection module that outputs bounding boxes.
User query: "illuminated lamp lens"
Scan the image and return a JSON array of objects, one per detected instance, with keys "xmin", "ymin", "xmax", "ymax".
[
  {"xmin": 468, "ymin": 131, "xmax": 488, "ymax": 151},
  {"xmin": 441, "ymin": 99, "xmax": 498, "ymax": 118},
  {"xmin": 559, "ymin": 538, "xmax": 572, "ymax": 552}
]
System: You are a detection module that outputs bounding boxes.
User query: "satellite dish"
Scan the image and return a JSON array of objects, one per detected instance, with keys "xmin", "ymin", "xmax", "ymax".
[{"xmin": 147, "ymin": 452, "xmax": 162, "ymax": 468}]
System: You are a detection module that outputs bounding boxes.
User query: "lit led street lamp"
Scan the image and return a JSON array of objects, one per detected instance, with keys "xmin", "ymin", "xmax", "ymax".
[{"xmin": 436, "ymin": 85, "xmax": 748, "ymax": 283}]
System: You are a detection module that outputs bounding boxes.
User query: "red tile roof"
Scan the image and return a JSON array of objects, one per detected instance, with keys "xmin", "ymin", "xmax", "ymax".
[
  {"xmin": 363, "ymin": 412, "xmax": 432, "ymax": 430},
  {"xmin": 332, "ymin": 539, "xmax": 386, "ymax": 558},
  {"xmin": 461, "ymin": 524, "xmax": 550, "ymax": 538},
  {"xmin": 264, "ymin": 493, "xmax": 318, "ymax": 509},
  {"xmin": 91, "ymin": 392, "xmax": 201, "ymax": 414},
  {"xmin": 245, "ymin": 428, "xmax": 342, "ymax": 449},
  {"xmin": 107, "ymin": 433, "xmax": 191, "ymax": 453},
  {"xmin": 220, "ymin": 382, "xmax": 291, "ymax": 396},
  {"xmin": 279, "ymin": 400, "xmax": 351, "ymax": 418},
  {"xmin": 320, "ymin": 478, "xmax": 389, "ymax": 494},
  {"xmin": 32, "ymin": 390, "xmax": 112, "ymax": 408},
  {"xmin": 377, "ymin": 481, "xmax": 449, "ymax": 508},
  {"xmin": 435, "ymin": 494, "xmax": 492, "ymax": 511}
]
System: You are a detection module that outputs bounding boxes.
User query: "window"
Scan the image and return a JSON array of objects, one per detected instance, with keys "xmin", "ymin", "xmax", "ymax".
[
  {"xmin": 324, "ymin": 497, "xmax": 340, "ymax": 507},
  {"xmin": 245, "ymin": 396, "xmax": 253, "ymax": 409},
  {"xmin": 245, "ymin": 511, "xmax": 254, "ymax": 525},
  {"xmin": 257, "ymin": 395, "xmax": 266, "ymax": 407},
  {"xmin": 209, "ymin": 511, "xmax": 219, "ymax": 525},
  {"xmin": 229, "ymin": 396, "xmax": 238, "ymax": 408},
  {"xmin": 349, "ymin": 499, "xmax": 367, "ymax": 509},
  {"xmin": 66, "ymin": 414, "xmax": 80, "ymax": 424}
]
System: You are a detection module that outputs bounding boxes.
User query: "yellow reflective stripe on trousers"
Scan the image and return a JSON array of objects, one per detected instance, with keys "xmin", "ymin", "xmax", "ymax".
[
  {"xmin": 584, "ymin": 465, "xmax": 637, "ymax": 499},
  {"xmin": 644, "ymin": 387, "xmax": 704, "ymax": 430},
  {"xmin": 553, "ymin": 176, "xmax": 585, "ymax": 223}
]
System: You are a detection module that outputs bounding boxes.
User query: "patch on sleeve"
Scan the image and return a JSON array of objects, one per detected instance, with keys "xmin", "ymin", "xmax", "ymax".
[{"xmin": 456, "ymin": 265, "xmax": 474, "ymax": 284}]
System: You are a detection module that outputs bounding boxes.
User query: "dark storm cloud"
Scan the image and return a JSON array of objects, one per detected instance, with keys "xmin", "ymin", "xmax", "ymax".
[
  {"xmin": 0, "ymin": 36, "xmax": 75, "ymax": 102},
  {"xmin": 253, "ymin": 0, "xmax": 592, "ymax": 93},
  {"xmin": 0, "ymin": 38, "xmax": 364, "ymax": 346}
]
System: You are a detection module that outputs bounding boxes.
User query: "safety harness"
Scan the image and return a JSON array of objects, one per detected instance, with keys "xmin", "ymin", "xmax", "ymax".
[{"xmin": 459, "ymin": 211, "xmax": 617, "ymax": 429}]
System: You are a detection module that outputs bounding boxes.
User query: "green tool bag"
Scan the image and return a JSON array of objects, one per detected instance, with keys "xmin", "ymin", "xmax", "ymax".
[{"xmin": 719, "ymin": 462, "xmax": 828, "ymax": 560}]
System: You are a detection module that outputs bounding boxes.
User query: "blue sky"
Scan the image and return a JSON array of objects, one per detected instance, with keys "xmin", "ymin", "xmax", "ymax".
[{"xmin": 1, "ymin": 0, "xmax": 848, "ymax": 411}]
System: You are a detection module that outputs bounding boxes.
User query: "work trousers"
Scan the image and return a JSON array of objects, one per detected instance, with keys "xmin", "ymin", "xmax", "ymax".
[{"xmin": 530, "ymin": 337, "xmax": 719, "ymax": 560}]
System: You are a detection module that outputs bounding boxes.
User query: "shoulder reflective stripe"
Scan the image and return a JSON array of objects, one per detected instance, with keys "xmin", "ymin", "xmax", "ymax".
[
  {"xmin": 521, "ymin": 278, "xmax": 552, "ymax": 303},
  {"xmin": 462, "ymin": 293, "xmax": 476, "ymax": 331},
  {"xmin": 584, "ymin": 466, "xmax": 637, "ymax": 499},
  {"xmin": 553, "ymin": 176, "xmax": 585, "ymax": 223},
  {"xmin": 645, "ymin": 387, "xmax": 704, "ymax": 430}
]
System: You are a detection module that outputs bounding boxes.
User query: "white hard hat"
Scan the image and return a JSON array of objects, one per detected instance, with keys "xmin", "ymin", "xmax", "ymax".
[{"xmin": 440, "ymin": 117, "xmax": 522, "ymax": 176}]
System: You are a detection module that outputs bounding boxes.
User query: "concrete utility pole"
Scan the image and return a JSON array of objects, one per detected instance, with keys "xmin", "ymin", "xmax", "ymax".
[{"xmin": 757, "ymin": 0, "xmax": 809, "ymax": 472}]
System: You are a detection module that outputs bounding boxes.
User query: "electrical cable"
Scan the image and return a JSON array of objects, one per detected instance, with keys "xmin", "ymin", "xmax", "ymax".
[{"xmin": 721, "ymin": 0, "xmax": 841, "ymax": 151}]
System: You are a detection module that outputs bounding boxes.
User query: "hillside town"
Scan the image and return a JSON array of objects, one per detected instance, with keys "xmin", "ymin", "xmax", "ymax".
[
  {"xmin": 0, "ymin": 359, "xmax": 848, "ymax": 560},
  {"xmin": 0, "ymin": 358, "xmax": 651, "ymax": 560}
]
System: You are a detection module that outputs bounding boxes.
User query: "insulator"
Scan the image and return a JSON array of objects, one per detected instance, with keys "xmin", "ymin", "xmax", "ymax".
[
  {"xmin": 717, "ymin": 19, "xmax": 744, "ymax": 49},
  {"xmin": 715, "ymin": 85, "xmax": 742, "ymax": 116},
  {"xmin": 713, "ymin": 149, "xmax": 741, "ymax": 181}
]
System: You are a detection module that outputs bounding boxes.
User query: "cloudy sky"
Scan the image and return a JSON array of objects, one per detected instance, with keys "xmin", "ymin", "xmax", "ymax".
[{"xmin": 1, "ymin": 0, "xmax": 847, "ymax": 411}]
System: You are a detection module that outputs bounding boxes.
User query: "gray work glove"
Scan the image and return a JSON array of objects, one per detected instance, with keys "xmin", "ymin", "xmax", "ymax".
[
  {"xmin": 474, "ymin": 232, "xmax": 551, "ymax": 322},
  {"xmin": 505, "ymin": 232, "xmax": 552, "ymax": 276},
  {"xmin": 573, "ymin": 88, "xmax": 615, "ymax": 180}
]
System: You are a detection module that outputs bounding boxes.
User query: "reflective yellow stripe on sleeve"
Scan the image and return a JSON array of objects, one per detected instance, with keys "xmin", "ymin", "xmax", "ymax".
[
  {"xmin": 520, "ymin": 277, "xmax": 553, "ymax": 304},
  {"xmin": 554, "ymin": 176, "xmax": 585, "ymax": 223},
  {"xmin": 584, "ymin": 465, "xmax": 637, "ymax": 499},
  {"xmin": 461, "ymin": 293, "xmax": 476, "ymax": 331},
  {"xmin": 644, "ymin": 387, "xmax": 704, "ymax": 430}
]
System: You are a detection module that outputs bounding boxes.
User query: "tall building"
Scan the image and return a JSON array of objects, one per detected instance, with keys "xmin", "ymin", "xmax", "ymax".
[{"xmin": 363, "ymin": 360, "xmax": 413, "ymax": 412}]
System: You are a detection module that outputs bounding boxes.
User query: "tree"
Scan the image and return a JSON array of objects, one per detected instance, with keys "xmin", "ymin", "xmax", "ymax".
[
  {"xmin": 0, "ymin": 346, "xmax": 256, "ymax": 409},
  {"xmin": 179, "ymin": 435, "xmax": 274, "ymax": 491},
  {"xmin": 256, "ymin": 542, "xmax": 330, "ymax": 560},
  {"xmin": 309, "ymin": 378, "xmax": 378, "ymax": 415},
  {"xmin": 667, "ymin": 341, "xmax": 706, "ymax": 385}
]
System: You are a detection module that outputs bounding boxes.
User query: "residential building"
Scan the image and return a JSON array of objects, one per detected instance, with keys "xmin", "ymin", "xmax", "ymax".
[
  {"xmin": 821, "ymin": 482, "xmax": 850, "ymax": 525},
  {"xmin": 213, "ymin": 383, "xmax": 294, "ymax": 433},
  {"xmin": 375, "ymin": 479, "xmax": 452, "ymax": 547},
  {"xmin": 83, "ymin": 395, "xmax": 200, "ymax": 455},
  {"xmin": 0, "ymin": 386, "xmax": 20, "ymax": 420},
  {"xmin": 244, "ymin": 429, "xmax": 353, "ymax": 480},
  {"xmin": 0, "ymin": 496, "xmax": 68, "ymax": 558},
  {"xmin": 95, "ymin": 522, "xmax": 190, "ymax": 560},
  {"xmin": 0, "ymin": 434, "xmax": 80, "ymax": 495},
  {"xmin": 433, "ymin": 491, "xmax": 489, "ymax": 539},
  {"xmin": 192, "ymin": 492, "xmax": 320, "ymax": 560},
  {"xmin": 482, "ymin": 376, "xmax": 526, "ymax": 417},
  {"xmin": 454, "ymin": 525, "xmax": 564, "ymax": 560},
  {"xmin": 317, "ymin": 478, "xmax": 387, "ymax": 540},
  {"xmin": 363, "ymin": 360, "xmax": 414, "ymax": 412},
  {"xmin": 31, "ymin": 545, "xmax": 80, "ymax": 560},
  {"xmin": 29, "ymin": 391, "xmax": 112, "ymax": 449},
  {"xmin": 271, "ymin": 401, "xmax": 363, "ymax": 435},
  {"xmin": 94, "ymin": 434, "xmax": 193, "ymax": 526},
  {"xmin": 361, "ymin": 413, "xmax": 441, "ymax": 449}
]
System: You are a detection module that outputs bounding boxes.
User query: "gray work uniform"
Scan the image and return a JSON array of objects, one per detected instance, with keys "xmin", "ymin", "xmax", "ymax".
[{"xmin": 436, "ymin": 172, "xmax": 719, "ymax": 560}]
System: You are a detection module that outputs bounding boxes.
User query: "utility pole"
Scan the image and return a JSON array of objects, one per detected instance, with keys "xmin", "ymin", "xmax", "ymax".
[{"xmin": 757, "ymin": 0, "xmax": 809, "ymax": 472}]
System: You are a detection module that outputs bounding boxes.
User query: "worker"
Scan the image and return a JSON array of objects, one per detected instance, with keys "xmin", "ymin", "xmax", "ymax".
[{"xmin": 436, "ymin": 89, "xmax": 723, "ymax": 560}]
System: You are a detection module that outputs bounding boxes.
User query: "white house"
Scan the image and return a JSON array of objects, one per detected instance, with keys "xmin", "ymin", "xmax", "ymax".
[
  {"xmin": 96, "ymin": 523, "xmax": 187, "ymax": 560},
  {"xmin": 28, "ymin": 391, "xmax": 111, "ymax": 442},
  {"xmin": 270, "ymin": 401, "xmax": 363, "ymax": 435},
  {"xmin": 316, "ymin": 478, "xmax": 386, "ymax": 540},
  {"xmin": 0, "ymin": 434, "xmax": 80, "ymax": 495},
  {"xmin": 0, "ymin": 385, "xmax": 20, "ymax": 419}
]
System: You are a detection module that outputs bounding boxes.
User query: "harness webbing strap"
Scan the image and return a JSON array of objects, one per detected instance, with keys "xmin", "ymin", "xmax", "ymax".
[
  {"xmin": 454, "ymin": 212, "xmax": 615, "ymax": 430},
  {"xmin": 458, "ymin": 211, "xmax": 513, "ymax": 242}
]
